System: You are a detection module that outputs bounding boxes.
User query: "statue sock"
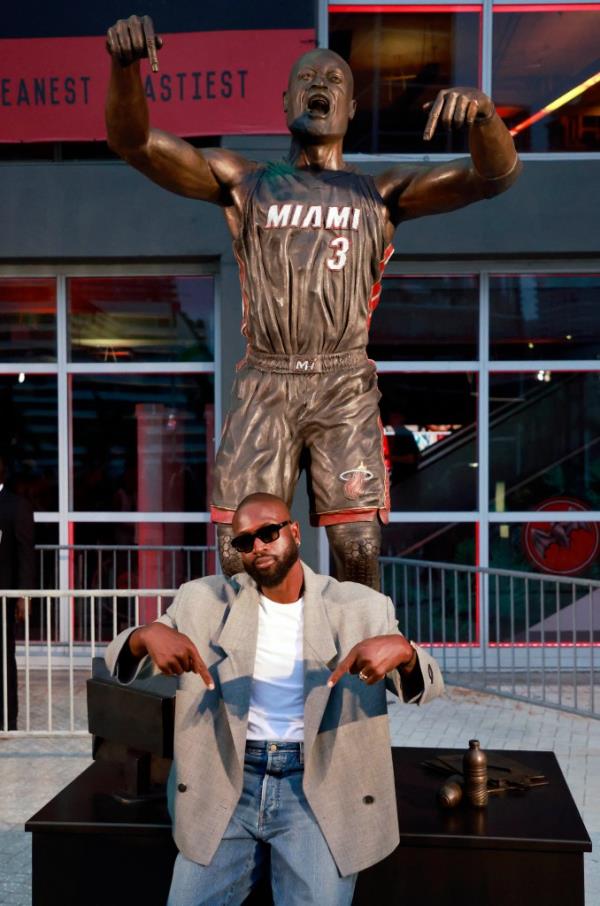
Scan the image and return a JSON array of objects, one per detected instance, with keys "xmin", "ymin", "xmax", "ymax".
[{"xmin": 326, "ymin": 521, "xmax": 381, "ymax": 591}]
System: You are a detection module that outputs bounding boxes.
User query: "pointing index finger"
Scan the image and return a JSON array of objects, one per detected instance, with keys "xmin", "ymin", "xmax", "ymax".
[
  {"xmin": 142, "ymin": 15, "xmax": 159, "ymax": 73},
  {"xmin": 423, "ymin": 92, "xmax": 446, "ymax": 141},
  {"xmin": 327, "ymin": 651, "xmax": 356, "ymax": 687},
  {"xmin": 191, "ymin": 646, "xmax": 215, "ymax": 689}
]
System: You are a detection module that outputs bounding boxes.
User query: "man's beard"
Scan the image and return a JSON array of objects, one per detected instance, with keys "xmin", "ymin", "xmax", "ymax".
[{"xmin": 245, "ymin": 541, "xmax": 300, "ymax": 588}]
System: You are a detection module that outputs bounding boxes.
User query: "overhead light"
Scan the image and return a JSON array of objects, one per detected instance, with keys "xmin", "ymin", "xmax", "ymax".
[
  {"xmin": 565, "ymin": 334, "xmax": 573, "ymax": 341},
  {"xmin": 18, "ymin": 372, "xmax": 25, "ymax": 383},
  {"xmin": 528, "ymin": 342, "xmax": 535, "ymax": 349},
  {"xmin": 536, "ymin": 369, "xmax": 552, "ymax": 383}
]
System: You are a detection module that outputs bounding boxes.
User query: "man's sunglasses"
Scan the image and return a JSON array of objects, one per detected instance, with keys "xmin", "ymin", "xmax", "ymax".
[{"xmin": 231, "ymin": 520, "xmax": 291, "ymax": 554}]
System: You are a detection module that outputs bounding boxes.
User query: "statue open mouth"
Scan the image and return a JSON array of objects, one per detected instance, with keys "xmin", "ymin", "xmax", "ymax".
[{"xmin": 307, "ymin": 94, "xmax": 330, "ymax": 117}]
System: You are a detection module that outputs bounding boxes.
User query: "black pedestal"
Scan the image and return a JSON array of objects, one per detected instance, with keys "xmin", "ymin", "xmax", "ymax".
[{"xmin": 26, "ymin": 748, "xmax": 591, "ymax": 906}]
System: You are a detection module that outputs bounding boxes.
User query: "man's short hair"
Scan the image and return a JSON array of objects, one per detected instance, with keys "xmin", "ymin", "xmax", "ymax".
[{"xmin": 236, "ymin": 492, "xmax": 288, "ymax": 513}]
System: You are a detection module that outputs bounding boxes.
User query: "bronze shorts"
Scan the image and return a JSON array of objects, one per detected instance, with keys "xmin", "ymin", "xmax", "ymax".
[{"xmin": 211, "ymin": 357, "xmax": 389, "ymax": 526}]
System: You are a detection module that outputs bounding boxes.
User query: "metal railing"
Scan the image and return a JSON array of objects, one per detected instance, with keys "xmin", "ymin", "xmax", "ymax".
[
  {"xmin": 2, "ymin": 557, "xmax": 599, "ymax": 735},
  {"xmin": 33, "ymin": 543, "xmax": 216, "ymax": 643},
  {"xmin": 1, "ymin": 589, "xmax": 176, "ymax": 735},
  {"xmin": 37, "ymin": 544, "xmax": 217, "ymax": 591},
  {"xmin": 381, "ymin": 557, "xmax": 600, "ymax": 719}
]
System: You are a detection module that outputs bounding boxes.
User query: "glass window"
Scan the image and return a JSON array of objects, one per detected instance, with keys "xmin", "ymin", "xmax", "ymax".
[
  {"xmin": 489, "ymin": 371, "xmax": 600, "ymax": 512},
  {"xmin": 68, "ymin": 276, "xmax": 215, "ymax": 363},
  {"xmin": 34, "ymin": 523, "xmax": 60, "ymax": 591},
  {"xmin": 490, "ymin": 274, "xmax": 600, "ymax": 360},
  {"xmin": 493, "ymin": 6, "xmax": 600, "ymax": 152},
  {"xmin": 71, "ymin": 374, "xmax": 215, "ymax": 512},
  {"xmin": 329, "ymin": 7, "xmax": 481, "ymax": 153},
  {"xmin": 490, "ymin": 522, "xmax": 600, "ymax": 644},
  {"xmin": 381, "ymin": 520, "xmax": 475, "ymax": 562},
  {"xmin": 379, "ymin": 372, "xmax": 477, "ymax": 510},
  {"xmin": 380, "ymin": 522, "xmax": 477, "ymax": 643},
  {"xmin": 0, "ymin": 278, "xmax": 56, "ymax": 362},
  {"xmin": 0, "ymin": 375, "xmax": 58, "ymax": 510},
  {"xmin": 369, "ymin": 275, "xmax": 478, "ymax": 360}
]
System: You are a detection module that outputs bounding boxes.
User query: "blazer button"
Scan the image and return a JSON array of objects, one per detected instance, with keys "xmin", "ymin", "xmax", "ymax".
[
  {"xmin": 363, "ymin": 795, "xmax": 375, "ymax": 804},
  {"xmin": 178, "ymin": 782, "xmax": 187, "ymax": 793}
]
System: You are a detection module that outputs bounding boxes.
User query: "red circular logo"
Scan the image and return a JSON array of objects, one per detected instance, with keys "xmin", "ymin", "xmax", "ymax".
[{"xmin": 523, "ymin": 498, "xmax": 599, "ymax": 576}]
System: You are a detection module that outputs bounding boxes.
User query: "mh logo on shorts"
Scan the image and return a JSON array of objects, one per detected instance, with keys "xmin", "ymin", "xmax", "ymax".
[
  {"xmin": 339, "ymin": 463, "xmax": 374, "ymax": 500},
  {"xmin": 296, "ymin": 359, "xmax": 316, "ymax": 371}
]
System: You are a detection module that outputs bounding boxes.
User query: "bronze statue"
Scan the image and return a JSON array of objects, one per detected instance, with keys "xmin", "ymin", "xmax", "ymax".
[{"xmin": 106, "ymin": 15, "xmax": 521, "ymax": 590}]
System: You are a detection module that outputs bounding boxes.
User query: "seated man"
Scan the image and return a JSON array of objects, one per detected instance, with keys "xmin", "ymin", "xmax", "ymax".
[{"xmin": 105, "ymin": 492, "xmax": 444, "ymax": 906}]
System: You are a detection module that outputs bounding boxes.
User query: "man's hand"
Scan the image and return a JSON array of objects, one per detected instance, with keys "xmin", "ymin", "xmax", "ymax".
[
  {"xmin": 423, "ymin": 88, "xmax": 494, "ymax": 141},
  {"xmin": 106, "ymin": 15, "xmax": 162, "ymax": 73},
  {"xmin": 15, "ymin": 597, "xmax": 30, "ymax": 623},
  {"xmin": 129, "ymin": 623, "xmax": 214, "ymax": 687},
  {"xmin": 327, "ymin": 634, "xmax": 417, "ymax": 687}
]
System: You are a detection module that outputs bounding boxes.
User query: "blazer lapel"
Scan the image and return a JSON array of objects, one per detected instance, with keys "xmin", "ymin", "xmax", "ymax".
[
  {"xmin": 302, "ymin": 563, "xmax": 338, "ymax": 761},
  {"xmin": 213, "ymin": 575, "xmax": 259, "ymax": 772}
]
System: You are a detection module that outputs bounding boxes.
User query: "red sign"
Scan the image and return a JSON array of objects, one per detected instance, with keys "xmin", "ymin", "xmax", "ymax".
[
  {"xmin": 523, "ymin": 497, "xmax": 599, "ymax": 576},
  {"xmin": 0, "ymin": 29, "xmax": 315, "ymax": 142}
]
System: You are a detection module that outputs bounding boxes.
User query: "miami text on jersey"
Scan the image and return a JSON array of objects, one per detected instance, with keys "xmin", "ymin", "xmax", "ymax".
[{"xmin": 265, "ymin": 204, "xmax": 361, "ymax": 230}]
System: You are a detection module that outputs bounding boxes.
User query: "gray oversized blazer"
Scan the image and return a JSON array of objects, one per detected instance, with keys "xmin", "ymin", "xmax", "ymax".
[{"xmin": 105, "ymin": 562, "xmax": 444, "ymax": 876}]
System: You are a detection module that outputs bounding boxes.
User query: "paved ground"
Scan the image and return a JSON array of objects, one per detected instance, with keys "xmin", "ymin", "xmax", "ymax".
[{"xmin": 1, "ymin": 684, "xmax": 598, "ymax": 905}]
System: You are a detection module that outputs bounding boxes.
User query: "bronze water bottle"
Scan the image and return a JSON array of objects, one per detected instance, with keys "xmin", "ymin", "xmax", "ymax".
[{"xmin": 463, "ymin": 739, "xmax": 488, "ymax": 807}]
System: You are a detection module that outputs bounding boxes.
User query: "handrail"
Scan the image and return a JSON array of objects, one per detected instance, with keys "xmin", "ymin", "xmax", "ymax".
[
  {"xmin": 1, "ymin": 589, "xmax": 179, "ymax": 596},
  {"xmin": 380, "ymin": 557, "xmax": 600, "ymax": 589},
  {"xmin": 37, "ymin": 544, "xmax": 214, "ymax": 551}
]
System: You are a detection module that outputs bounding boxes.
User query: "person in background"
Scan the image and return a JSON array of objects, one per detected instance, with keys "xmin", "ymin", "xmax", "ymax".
[{"xmin": 0, "ymin": 454, "xmax": 35, "ymax": 731}]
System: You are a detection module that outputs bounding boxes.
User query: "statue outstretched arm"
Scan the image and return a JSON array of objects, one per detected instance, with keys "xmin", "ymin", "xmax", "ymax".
[
  {"xmin": 375, "ymin": 87, "xmax": 522, "ymax": 226},
  {"xmin": 105, "ymin": 15, "xmax": 255, "ymax": 206}
]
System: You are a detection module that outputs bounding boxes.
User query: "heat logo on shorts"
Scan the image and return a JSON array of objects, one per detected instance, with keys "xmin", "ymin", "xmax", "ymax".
[{"xmin": 339, "ymin": 463, "xmax": 373, "ymax": 500}]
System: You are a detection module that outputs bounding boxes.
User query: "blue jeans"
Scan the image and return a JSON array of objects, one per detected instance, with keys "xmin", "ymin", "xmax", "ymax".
[{"xmin": 167, "ymin": 741, "xmax": 357, "ymax": 906}]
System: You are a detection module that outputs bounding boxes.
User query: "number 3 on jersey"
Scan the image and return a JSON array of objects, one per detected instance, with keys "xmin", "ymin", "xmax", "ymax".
[{"xmin": 327, "ymin": 236, "xmax": 350, "ymax": 271}]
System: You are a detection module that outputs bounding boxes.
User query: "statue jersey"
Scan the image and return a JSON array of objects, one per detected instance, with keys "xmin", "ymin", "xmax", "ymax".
[{"xmin": 233, "ymin": 162, "xmax": 393, "ymax": 355}]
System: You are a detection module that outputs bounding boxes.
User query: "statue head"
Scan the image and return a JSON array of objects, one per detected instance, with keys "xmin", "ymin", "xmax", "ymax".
[{"xmin": 283, "ymin": 48, "xmax": 356, "ymax": 144}]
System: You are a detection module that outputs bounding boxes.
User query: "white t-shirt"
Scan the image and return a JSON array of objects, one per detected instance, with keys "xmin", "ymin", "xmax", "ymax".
[{"xmin": 246, "ymin": 594, "xmax": 304, "ymax": 741}]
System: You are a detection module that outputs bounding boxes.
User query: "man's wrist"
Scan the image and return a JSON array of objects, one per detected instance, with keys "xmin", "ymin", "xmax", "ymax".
[
  {"xmin": 128, "ymin": 626, "xmax": 148, "ymax": 659},
  {"xmin": 399, "ymin": 642, "xmax": 418, "ymax": 674}
]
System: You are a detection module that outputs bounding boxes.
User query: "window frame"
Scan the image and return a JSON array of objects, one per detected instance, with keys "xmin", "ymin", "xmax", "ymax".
[
  {"xmin": 0, "ymin": 262, "xmax": 220, "ymax": 622},
  {"xmin": 324, "ymin": 0, "xmax": 600, "ymax": 160}
]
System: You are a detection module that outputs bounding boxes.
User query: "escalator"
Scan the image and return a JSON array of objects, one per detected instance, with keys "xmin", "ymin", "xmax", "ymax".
[{"xmin": 386, "ymin": 371, "xmax": 599, "ymax": 562}]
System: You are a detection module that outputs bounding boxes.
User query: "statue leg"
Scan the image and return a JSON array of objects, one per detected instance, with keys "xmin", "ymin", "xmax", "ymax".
[
  {"xmin": 217, "ymin": 524, "xmax": 244, "ymax": 578},
  {"xmin": 326, "ymin": 521, "xmax": 381, "ymax": 592}
]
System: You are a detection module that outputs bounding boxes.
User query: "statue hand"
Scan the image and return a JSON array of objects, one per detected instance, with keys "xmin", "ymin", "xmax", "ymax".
[
  {"xmin": 423, "ymin": 88, "xmax": 494, "ymax": 141},
  {"xmin": 106, "ymin": 14, "xmax": 163, "ymax": 72}
]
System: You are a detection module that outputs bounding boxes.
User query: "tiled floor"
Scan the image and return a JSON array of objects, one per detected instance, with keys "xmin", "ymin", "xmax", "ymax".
[
  {"xmin": 1, "ymin": 685, "xmax": 598, "ymax": 905},
  {"xmin": 0, "ymin": 737, "xmax": 92, "ymax": 906}
]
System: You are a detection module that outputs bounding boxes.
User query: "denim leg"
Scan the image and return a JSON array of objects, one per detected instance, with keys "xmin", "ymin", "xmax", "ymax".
[
  {"xmin": 167, "ymin": 751, "xmax": 269, "ymax": 906},
  {"xmin": 167, "ymin": 845, "xmax": 262, "ymax": 906},
  {"xmin": 259, "ymin": 747, "xmax": 357, "ymax": 906},
  {"xmin": 167, "ymin": 744, "xmax": 356, "ymax": 906}
]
